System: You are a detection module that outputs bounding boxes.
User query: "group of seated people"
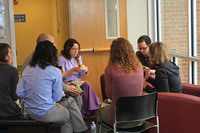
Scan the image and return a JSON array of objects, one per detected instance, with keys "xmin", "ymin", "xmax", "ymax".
[
  {"xmin": 21, "ymin": 34, "xmax": 101, "ymax": 118},
  {"xmin": 0, "ymin": 33, "xmax": 101, "ymax": 133},
  {"xmin": 137, "ymin": 35, "xmax": 182, "ymax": 93},
  {"xmin": 0, "ymin": 33, "xmax": 182, "ymax": 133},
  {"xmin": 96, "ymin": 35, "xmax": 182, "ymax": 132}
]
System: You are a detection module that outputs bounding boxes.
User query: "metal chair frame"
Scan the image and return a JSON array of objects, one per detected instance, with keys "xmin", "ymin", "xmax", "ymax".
[{"xmin": 99, "ymin": 92, "xmax": 159, "ymax": 133}]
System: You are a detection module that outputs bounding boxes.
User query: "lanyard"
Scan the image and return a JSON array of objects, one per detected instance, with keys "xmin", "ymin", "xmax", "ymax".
[
  {"xmin": 69, "ymin": 60, "xmax": 75, "ymax": 67},
  {"xmin": 69, "ymin": 59, "xmax": 81, "ymax": 77}
]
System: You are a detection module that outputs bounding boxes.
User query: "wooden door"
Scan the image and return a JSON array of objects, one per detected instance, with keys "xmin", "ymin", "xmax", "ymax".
[
  {"xmin": 56, "ymin": 0, "xmax": 70, "ymax": 53},
  {"xmin": 69, "ymin": 0, "xmax": 127, "ymax": 101}
]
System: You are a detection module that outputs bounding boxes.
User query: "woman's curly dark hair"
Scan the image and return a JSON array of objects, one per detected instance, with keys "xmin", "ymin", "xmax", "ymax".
[
  {"xmin": 29, "ymin": 41, "xmax": 58, "ymax": 69},
  {"xmin": 0, "ymin": 43, "xmax": 11, "ymax": 63},
  {"xmin": 60, "ymin": 38, "xmax": 80, "ymax": 60},
  {"xmin": 109, "ymin": 38, "xmax": 140, "ymax": 73}
]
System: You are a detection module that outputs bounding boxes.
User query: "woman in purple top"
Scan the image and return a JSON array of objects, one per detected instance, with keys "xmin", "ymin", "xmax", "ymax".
[
  {"xmin": 58, "ymin": 38, "xmax": 101, "ymax": 117},
  {"xmin": 96, "ymin": 38, "xmax": 144, "ymax": 133}
]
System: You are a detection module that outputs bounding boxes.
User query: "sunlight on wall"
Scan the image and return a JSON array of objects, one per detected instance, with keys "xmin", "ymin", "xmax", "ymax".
[{"xmin": 14, "ymin": 0, "xmax": 57, "ymax": 66}]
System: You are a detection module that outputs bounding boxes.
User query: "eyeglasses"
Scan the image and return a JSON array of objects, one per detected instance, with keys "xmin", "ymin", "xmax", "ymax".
[
  {"xmin": 137, "ymin": 46, "xmax": 148, "ymax": 50},
  {"xmin": 71, "ymin": 48, "xmax": 80, "ymax": 51}
]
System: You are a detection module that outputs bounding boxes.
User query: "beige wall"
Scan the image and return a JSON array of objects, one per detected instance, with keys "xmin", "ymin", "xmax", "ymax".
[
  {"xmin": 13, "ymin": 0, "xmax": 149, "ymax": 100},
  {"xmin": 14, "ymin": 0, "xmax": 149, "ymax": 67},
  {"xmin": 127, "ymin": 0, "xmax": 148, "ymax": 50},
  {"xmin": 14, "ymin": 0, "xmax": 59, "ymax": 66},
  {"xmin": 57, "ymin": 0, "xmax": 70, "ymax": 53}
]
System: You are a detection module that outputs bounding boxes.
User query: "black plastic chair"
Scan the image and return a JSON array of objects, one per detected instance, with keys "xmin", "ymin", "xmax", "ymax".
[{"xmin": 99, "ymin": 92, "xmax": 159, "ymax": 133}]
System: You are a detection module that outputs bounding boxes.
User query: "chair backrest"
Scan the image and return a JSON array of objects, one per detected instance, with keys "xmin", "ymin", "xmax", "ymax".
[
  {"xmin": 115, "ymin": 92, "xmax": 158, "ymax": 123},
  {"xmin": 182, "ymin": 83, "xmax": 200, "ymax": 97},
  {"xmin": 100, "ymin": 73, "xmax": 107, "ymax": 101},
  {"xmin": 158, "ymin": 92, "xmax": 200, "ymax": 133},
  {"xmin": 149, "ymin": 92, "xmax": 200, "ymax": 133}
]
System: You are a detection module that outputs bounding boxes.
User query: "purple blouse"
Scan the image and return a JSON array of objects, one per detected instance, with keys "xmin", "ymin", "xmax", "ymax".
[{"xmin": 58, "ymin": 55, "xmax": 88, "ymax": 82}]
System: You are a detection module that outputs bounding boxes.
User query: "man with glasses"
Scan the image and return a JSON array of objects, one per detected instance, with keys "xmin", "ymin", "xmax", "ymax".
[{"xmin": 136, "ymin": 35, "xmax": 156, "ymax": 69}]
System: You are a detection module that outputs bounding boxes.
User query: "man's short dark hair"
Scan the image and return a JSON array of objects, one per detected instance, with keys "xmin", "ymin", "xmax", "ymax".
[{"xmin": 137, "ymin": 35, "xmax": 151, "ymax": 46}]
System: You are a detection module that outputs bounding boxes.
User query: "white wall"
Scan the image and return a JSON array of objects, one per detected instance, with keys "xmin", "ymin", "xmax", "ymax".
[{"xmin": 127, "ymin": 0, "xmax": 148, "ymax": 50}]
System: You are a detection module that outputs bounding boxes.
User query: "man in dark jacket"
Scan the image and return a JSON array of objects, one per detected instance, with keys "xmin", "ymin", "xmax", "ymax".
[{"xmin": 136, "ymin": 35, "xmax": 156, "ymax": 69}]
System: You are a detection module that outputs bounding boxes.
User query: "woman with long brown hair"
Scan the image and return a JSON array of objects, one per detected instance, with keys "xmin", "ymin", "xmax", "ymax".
[{"xmin": 97, "ymin": 38, "xmax": 144, "ymax": 132}]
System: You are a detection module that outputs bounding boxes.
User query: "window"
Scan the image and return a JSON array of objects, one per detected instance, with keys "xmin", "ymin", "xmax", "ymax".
[
  {"xmin": 160, "ymin": 0, "xmax": 189, "ymax": 55},
  {"xmin": 104, "ymin": 0, "xmax": 120, "ymax": 39},
  {"xmin": 149, "ymin": 0, "xmax": 200, "ymax": 85},
  {"xmin": 159, "ymin": 0, "xmax": 189, "ymax": 83},
  {"xmin": 196, "ymin": 0, "xmax": 200, "ymax": 84}
]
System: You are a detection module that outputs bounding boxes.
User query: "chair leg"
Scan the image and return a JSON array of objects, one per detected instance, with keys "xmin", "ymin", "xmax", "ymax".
[
  {"xmin": 157, "ymin": 116, "xmax": 159, "ymax": 133},
  {"xmin": 46, "ymin": 124, "xmax": 50, "ymax": 133},
  {"xmin": 114, "ymin": 123, "xmax": 116, "ymax": 133},
  {"xmin": 99, "ymin": 124, "xmax": 101, "ymax": 133}
]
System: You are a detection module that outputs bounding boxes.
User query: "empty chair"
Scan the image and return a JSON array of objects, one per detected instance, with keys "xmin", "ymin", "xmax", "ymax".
[
  {"xmin": 148, "ymin": 92, "xmax": 200, "ymax": 133},
  {"xmin": 99, "ymin": 92, "xmax": 159, "ymax": 133},
  {"xmin": 100, "ymin": 73, "xmax": 107, "ymax": 101}
]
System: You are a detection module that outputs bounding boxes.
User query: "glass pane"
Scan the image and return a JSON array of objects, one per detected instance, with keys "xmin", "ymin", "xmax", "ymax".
[
  {"xmin": 198, "ymin": 62, "xmax": 200, "ymax": 85},
  {"xmin": 197, "ymin": 0, "xmax": 200, "ymax": 57},
  {"xmin": 160, "ymin": 0, "xmax": 188, "ymax": 55},
  {"xmin": 105, "ymin": 0, "xmax": 119, "ymax": 38},
  {"xmin": 176, "ymin": 57, "xmax": 189, "ymax": 83},
  {"xmin": 0, "ymin": 0, "xmax": 5, "ymax": 38}
]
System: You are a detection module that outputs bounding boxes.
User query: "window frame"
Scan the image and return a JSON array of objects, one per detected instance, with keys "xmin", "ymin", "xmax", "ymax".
[
  {"xmin": 148, "ymin": 0, "xmax": 199, "ymax": 84},
  {"xmin": 104, "ymin": 0, "xmax": 120, "ymax": 39}
]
